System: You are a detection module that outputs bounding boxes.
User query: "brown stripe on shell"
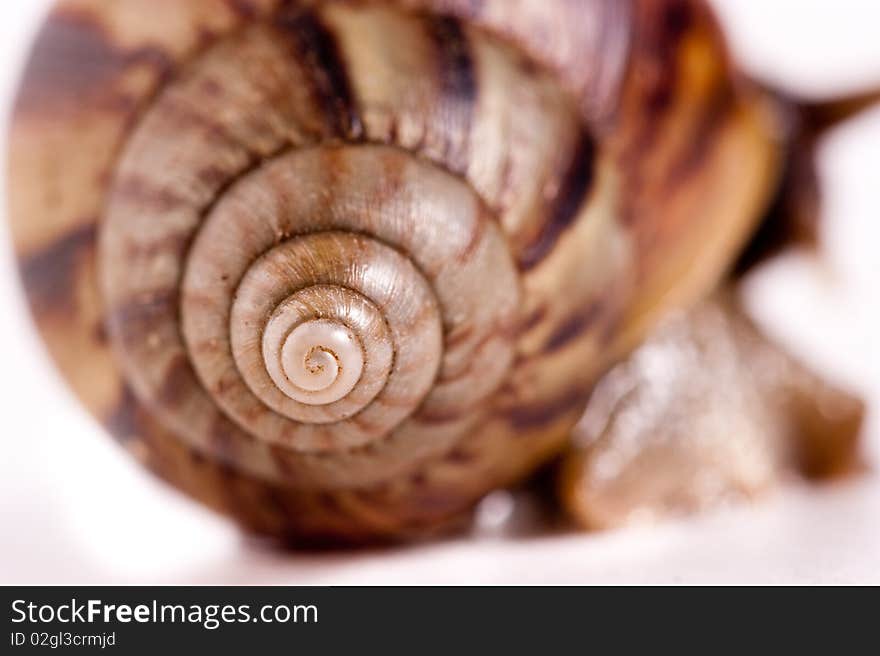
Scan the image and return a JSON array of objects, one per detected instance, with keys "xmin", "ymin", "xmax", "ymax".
[
  {"xmin": 104, "ymin": 384, "xmax": 144, "ymax": 445},
  {"xmin": 543, "ymin": 297, "xmax": 609, "ymax": 354},
  {"xmin": 664, "ymin": 81, "xmax": 736, "ymax": 188},
  {"xmin": 644, "ymin": 0, "xmax": 693, "ymax": 114},
  {"xmin": 209, "ymin": 411, "xmax": 243, "ymax": 465},
  {"xmin": 518, "ymin": 129, "xmax": 597, "ymax": 270},
  {"xmin": 225, "ymin": 0, "xmax": 259, "ymax": 19},
  {"xmin": 119, "ymin": 229, "xmax": 193, "ymax": 264},
  {"xmin": 111, "ymin": 174, "xmax": 191, "ymax": 213},
  {"xmin": 107, "ymin": 288, "xmax": 179, "ymax": 345},
  {"xmin": 14, "ymin": 7, "xmax": 171, "ymax": 116},
  {"xmin": 515, "ymin": 305, "xmax": 548, "ymax": 337},
  {"xmin": 18, "ymin": 223, "xmax": 96, "ymax": 316},
  {"xmin": 445, "ymin": 447, "xmax": 476, "ymax": 464},
  {"xmin": 140, "ymin": 92, "xmax": 257, "ymax": 154},
  {"xmin": 425, "ymin": 16, "xmax": 476, "ymax": 104},
  {"xmin": 400, "ymin": 0, "xmax": 633, "ymax": 125},
  {"xmin": 505, "ymin": 386, "xmax": 591, "ymax": 431},
  {"xmin": 436, "ymin": 325, "xmax": 511, "ymax": 383},
  {"xmin": 616, "ymin": 0, "xmax": 694, "ymax": 171},
  {"xmin": 156, "ymin": 353, "xmax": 197, "ymax": 409},
  {"xmin": 423, "ymin": 15, "xmax": 476, "ymax": 173},
  {"xmin": 274, "ymin": 8, "xmax": 363, "ymax": 139},
  {"xmin": 412, "ymin": 406, "xmax": 467, "ymax": 425}
]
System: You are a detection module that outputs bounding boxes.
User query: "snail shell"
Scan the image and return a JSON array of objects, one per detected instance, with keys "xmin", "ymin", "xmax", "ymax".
[{"xmin": 8, "ymin": 0, "xmax": 781, "ymax": 543}]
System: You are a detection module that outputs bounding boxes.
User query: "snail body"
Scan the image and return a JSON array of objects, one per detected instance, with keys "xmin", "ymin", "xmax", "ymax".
[{"xmin": 9, "ymin": 0, "xmax": 782, "ymax": 543}]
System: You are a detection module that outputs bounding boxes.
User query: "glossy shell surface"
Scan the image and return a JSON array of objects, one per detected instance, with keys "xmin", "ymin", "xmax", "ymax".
[{"xmin": 8, "ymin": 0, "xmax": 780, "ymax": 542}]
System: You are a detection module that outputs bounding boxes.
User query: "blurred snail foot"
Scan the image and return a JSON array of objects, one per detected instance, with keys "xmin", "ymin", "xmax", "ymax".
[{"xmin": 557, "ymin": 291, "xmax": 865, "ymax": 531}]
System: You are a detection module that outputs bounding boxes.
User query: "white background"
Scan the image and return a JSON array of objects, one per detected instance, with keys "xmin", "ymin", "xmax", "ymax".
[{"xmin": 1, "ymin": 0, "xmax": 878, "ymax": 584}]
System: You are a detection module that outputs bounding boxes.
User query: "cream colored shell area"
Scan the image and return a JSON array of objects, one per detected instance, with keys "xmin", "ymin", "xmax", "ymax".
[
  {"xmin": 245, "ymin": 284, "xmax": 395, "ymax": 420},
  {"xmin": 91, "ymin": 2, "xmax": 637, "ymax": 491}
]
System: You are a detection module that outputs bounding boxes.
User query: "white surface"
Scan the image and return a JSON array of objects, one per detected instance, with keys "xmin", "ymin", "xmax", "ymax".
[{"xmin": 0, "ymin": 0, "xmax": 878, "ymax": 584}]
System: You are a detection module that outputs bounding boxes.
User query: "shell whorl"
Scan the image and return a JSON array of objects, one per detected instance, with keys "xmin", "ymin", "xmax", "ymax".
[
  {"xmin": 96, "ymin": 4, "xmax": 557, "ymax": 487},
  {"xmin": 256, "ymin": 288, "xmax": 389, "ymax": 412},
  {"xmin": 10, "ymin": 0, "xmax": 781, "ymax": 540},
  {"xmin": 223, "ymin": 231, "xmax": 443, "ymax": 440},
  {"xmin": 102, "ymin": 137, "xmax": 523, "ymax": 485}
]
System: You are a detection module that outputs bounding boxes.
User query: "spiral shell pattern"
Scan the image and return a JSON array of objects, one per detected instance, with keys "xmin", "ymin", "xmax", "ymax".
[
  {"xmin": 93, "ymin": 1, "xmax": 614, "ymax": 493},
  {"xmin": 9, "ymin": 0, "xmax": 781, "ymax": 542}
]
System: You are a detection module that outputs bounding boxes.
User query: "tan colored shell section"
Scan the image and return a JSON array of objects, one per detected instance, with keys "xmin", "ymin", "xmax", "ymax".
[{"xmin": 8, "ymin": 0, "xmax": 782, "ymax": 543}]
